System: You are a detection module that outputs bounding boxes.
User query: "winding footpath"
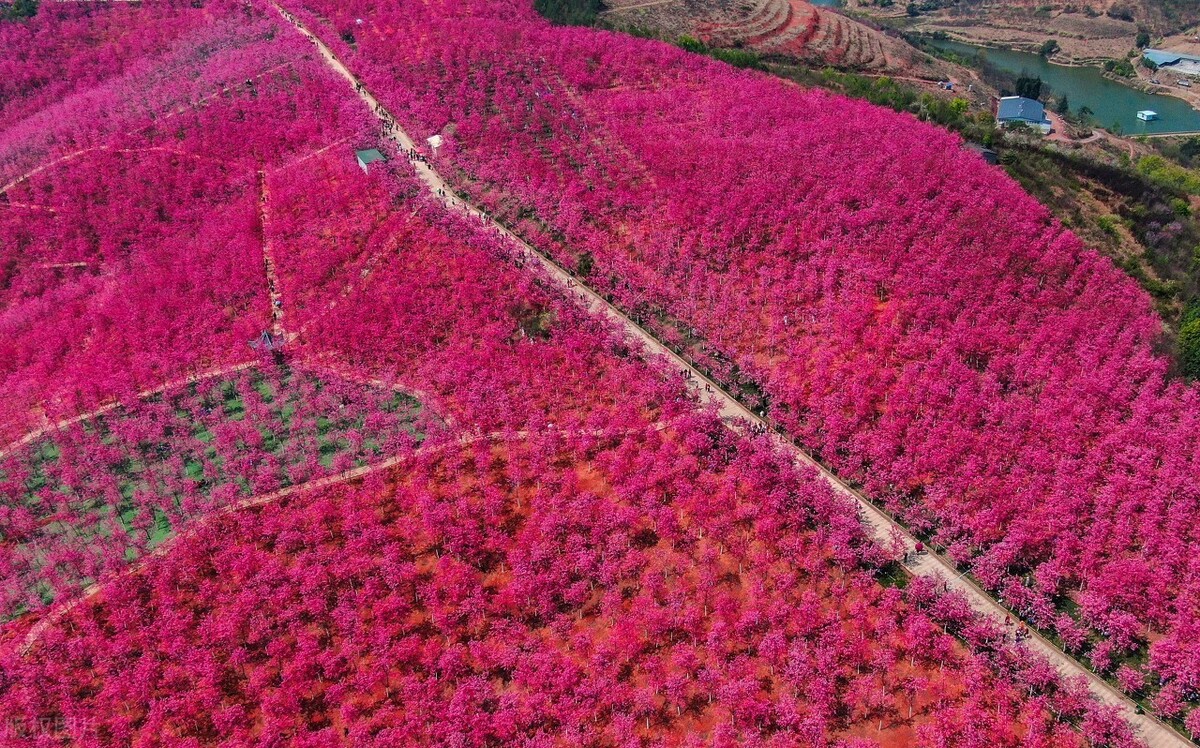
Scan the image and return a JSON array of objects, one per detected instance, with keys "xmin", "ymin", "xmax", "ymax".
[
  {"xmin": 0, "ymin": 362, "xmax": 258, "ymax": 461},
  {"xmin": 270, "ymin": 6, "xmax": 1190, "ymax": 746},
  {"xmin": 18, "ymin": 417, "xmax": 681, "ymax": 655},
  {"xmin": 17, "ymin": 448, "xmax": 410, "ymax": 656},
  {"xmin": 1142, "ymin": 130, "xmax": 1200, "ymax": 140},
  {"xmin": 0, "ymin": 146, "xmax": 222, "ymax": 196},
  {"xmin": 257, "ymin": 169, "xmax": 286, "ymax": 338}
]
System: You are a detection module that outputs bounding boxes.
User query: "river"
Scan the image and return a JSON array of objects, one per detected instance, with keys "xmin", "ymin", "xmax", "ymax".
[{"xmin": 928, "ymin": 38, "xmax": 1200, "ymax": 135}]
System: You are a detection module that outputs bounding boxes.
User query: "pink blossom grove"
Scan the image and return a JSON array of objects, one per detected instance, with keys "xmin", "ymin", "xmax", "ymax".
[
  {"xmin": 278, "ymin": 0, "xmax": 1200, "ymax": 719},
  {"xmin": 0, "ymin": 0, "xmax": 1188, "ymax": 745}
]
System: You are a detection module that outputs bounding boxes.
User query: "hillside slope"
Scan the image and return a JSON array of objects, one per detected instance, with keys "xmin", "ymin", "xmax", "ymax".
[
  {"xmin": 604, "ymin": 0, "xmax": 952, "ymax": 77},
  {"xmin": 283, "ymin": 0, "xmax": 1200, "ymax": 730},
  {"xmin": 0, "ymin": 1, "xmax": 1118, "ymax": 744}
]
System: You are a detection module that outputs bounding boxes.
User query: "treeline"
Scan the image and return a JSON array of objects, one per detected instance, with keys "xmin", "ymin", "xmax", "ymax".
[
  {"xmin": 788, "ymin": 67, "xmax": 998, "ymax": 144},
  {"xmin": 0, "ymin": 0, "xmax": 37, "ymax": 21},
  {"xmin": 676, "ymin": 35, "xmax": 765, "ymax": 70},
  {"xmin": 534, "ymin": 0, "xmax": 602, "ymax": 26},
  {"xmin": 1000, "ymin": 144, "xmax": 1200, "ymax": 369},
  {"xmin": 1183, "ymin": 302, "xmax": 1200, "ymax": 378}
]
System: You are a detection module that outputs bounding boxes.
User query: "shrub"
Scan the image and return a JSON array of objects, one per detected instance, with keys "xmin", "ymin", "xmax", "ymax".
[
  {"xmin": 1137, "ymin": 155, "xmax": 1200, "ymax": 195},
  {"xmin": 534, "ymin": 0, "xmax": 602, "ymax": 26},
  {"xmin": 1180, "ymin": 304, "xmax": 1200, "ymax": 378}
]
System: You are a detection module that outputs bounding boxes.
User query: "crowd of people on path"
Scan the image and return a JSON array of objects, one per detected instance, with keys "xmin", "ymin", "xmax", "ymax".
[
  {"xmin": 263, "ymin": 257, "xmax": 283, "ymax": 325},
  {"xmin": 1007, "ymin": 616, "xmax": 1032, "ymax": 643}
]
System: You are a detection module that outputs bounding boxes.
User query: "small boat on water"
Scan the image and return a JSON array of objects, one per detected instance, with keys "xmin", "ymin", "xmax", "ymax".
[{"xmin": 1137, "ymin": 110, "xmax": 1159, "ymax": 121}]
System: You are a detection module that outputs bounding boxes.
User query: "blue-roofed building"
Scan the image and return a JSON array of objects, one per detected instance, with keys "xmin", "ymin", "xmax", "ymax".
[
  {"xmin": 1143, "ymin": 49, "xmax": 1200, "ymax": 78},
  {"xmin": 995, "ymin": 96, "xmax": 1052, "ymax": 134}
]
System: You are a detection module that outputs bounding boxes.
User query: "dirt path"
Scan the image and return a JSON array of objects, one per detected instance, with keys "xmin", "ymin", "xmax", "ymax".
[
  {"xmin": 0, "ymin": 148, "xmax": 108, "ymax": 195},
  {"xmin": 0, "ymin": 146, "xmax": 219, "ymax": 196},
  {"xmin": 1046, "ymin": 111, "xmax": 1070, "ymax": 142},
  {"xmin": 257, "ymin": 169, "xmax": 286, "ymax": 338},
  {"xmin": 16, "ymin": 417, "xmax": 680, "ymax": 655},
  {"xmin": 0, "ymin": 358, "xmax": 417, "ymax": 463},
  {"xmin": 16, "ymin": 444, "xmax": 414, "ymax": 655},
  {"xmin": 1, "ymin": 202, "xmax": 58, "ymax": 214},
  {"xmin": 270, "ymin": 6, "xmax": 1191, "ymax": 746},
  {"xmin": 1142, "ymin": 130, "xmax": 1200, "ymax": 139},
  {"xmin": 271, "ymin": 134, "xmax": 354, "ymax": 173},
  {"xmin": 600, "ymin": 0, "xmax": 680, "ymax": 14},
  {"xmin": 297, "ymin": 358, "xmax": 455, "ymax": 429},
  {"xmin": 1044, "ymin": 112, "xmax": 1104, "ymax": 145},
  {"xmin": 0, "ymin": 60, "xmax": 298, "ymax": 193},
  {"xmin": 0, "ymin": 361, "xmax": 258, "ymax": 461}
]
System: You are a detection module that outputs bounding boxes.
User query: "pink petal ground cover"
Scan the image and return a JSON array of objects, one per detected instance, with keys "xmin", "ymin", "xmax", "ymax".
[{"xmin": 281, "ymin": 0, "xmax": 1200, "ymax": 715}]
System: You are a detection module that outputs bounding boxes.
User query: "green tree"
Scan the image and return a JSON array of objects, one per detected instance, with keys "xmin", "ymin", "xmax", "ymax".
[
  {"xmin": 1136, "ymin": 30, "xmax": 1151, "ymax": 48},
  {"xmin": 1180, "ymin": 304, "xmax": 1200, "ymax": 378},
  {"xmin": 709, "ymin": 47, "xmax": 763, "ymax": 69},
  {"xmin": 1015, "ymin": 75, "xmax": 1043, "ymax": 100},
  {"xmin": 1039, "ymin": 39, "xmax": 1061, "ymax": 57},
  {"xmin": 1136, "ymin": 155, "xmax": 1200, "ymax": 195},
  {"xmin": 577, "ymin": 251, "xmax": 595, "ymax": 278},
  {"xmin": 1, "ymin": 0, "xmax": 37, "ymax": 20},
  {"xmin": 1180, "ymin": 136, "xmax": 1200, "ymax": 166},
  {"xmin": 533, "ymin": 0, "xmax": 602, "ymax": 26}
]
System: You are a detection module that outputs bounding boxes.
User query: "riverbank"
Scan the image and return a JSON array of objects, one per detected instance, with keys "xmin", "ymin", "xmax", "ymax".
[
  {"xmin": 1131, "ymin": 70, "xmax": 1200, "ymax": 118},
  {"xmin": 935, "ymin": 32, "xmax": 1200, "ymax": 119},
  {"xmin": 933, "ymin": 32, "xmax": 1200, "ymax": 113},
  {"xmin": 921, "ymin": 35, "xmax": 1200, "ymax": 136},
  {"xmin": 843, "ymin": 1, "xmax": 1143, "ymax": 58}
]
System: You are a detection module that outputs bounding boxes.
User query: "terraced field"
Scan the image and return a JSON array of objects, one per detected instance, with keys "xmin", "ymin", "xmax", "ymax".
[{"xmin": 605, "ymin": 0, "xmax": 948, "ymax": 75}]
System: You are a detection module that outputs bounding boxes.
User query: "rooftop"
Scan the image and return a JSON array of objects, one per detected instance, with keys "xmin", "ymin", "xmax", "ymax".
[
  {"xmin": 1144, "ymin": 48, "xmax": 1200, "ymax": 67},
  {"xmin": 996, "ymin": 96, "xmax": 1046, "ymax": 123},
  {"xmin": 355, "ymin": 148, "xmax": 386, "ymax": 165}
]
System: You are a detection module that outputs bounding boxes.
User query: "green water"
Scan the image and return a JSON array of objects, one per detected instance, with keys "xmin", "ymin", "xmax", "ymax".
[
  {"xmin": 810, "ymin": 0, "xmax": 842, "ymax": 6},
  {"xmin": 929, "ymin": 38, "xmax": 1200, "ymax": 135}
]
